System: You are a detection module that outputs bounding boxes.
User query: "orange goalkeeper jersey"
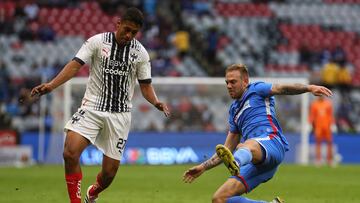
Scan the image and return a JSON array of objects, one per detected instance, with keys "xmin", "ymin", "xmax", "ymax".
[{"xmin": 309, "ymin": 98, "xmax": 334, "ymax": 128}]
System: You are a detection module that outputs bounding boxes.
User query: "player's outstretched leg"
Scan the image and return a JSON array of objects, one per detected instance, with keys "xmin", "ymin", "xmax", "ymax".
[
  {"xmin": 84, "ymin": 155, "xmax": 119, "ymax": 203},
  {"xmin": 216, "ymin": 144, "xmax": 240, "ymax": 176},
  {"xmin": 226, "ymin": 196, "xmax": 284, "ymax": 203}
]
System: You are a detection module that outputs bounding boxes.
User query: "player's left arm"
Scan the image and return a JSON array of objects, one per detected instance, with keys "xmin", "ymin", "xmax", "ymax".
[
  {"xmin": 31, "ymin": 60, "xmax": 82, "ymax": 96},
  {"xmin": 139, "ymin": 82, "xmax": 170, "ymax": 117},
  {"xmin": 183, "ymin": 131, "xmax": 240, "ymax": 183},
  {"xmin": 137, "ymin": 46, "xmax": 170, "ymax": 117},
  {"xmin": 270, "ymin": 84, "xmax": 333, "ymax": 97}
]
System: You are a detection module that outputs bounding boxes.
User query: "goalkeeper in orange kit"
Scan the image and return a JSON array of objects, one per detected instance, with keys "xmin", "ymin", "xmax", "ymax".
[{"xmin": 309, "ymin": 96, "xmax": 335, "ymax": 166}]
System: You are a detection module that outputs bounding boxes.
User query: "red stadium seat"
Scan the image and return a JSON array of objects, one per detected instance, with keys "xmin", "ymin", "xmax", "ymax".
[{"xmin": 215, "ymin": 2, "xmax": 273, "ymax": 17}]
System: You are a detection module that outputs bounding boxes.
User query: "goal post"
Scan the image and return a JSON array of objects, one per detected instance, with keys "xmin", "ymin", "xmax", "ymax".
[{"xmin": 62, "ymin": 77, "xmax": 310, "ymax": 165}]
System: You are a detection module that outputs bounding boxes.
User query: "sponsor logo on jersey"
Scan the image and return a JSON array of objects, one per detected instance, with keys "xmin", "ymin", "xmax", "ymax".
[
  {"xmin": 109, "ymin": 59, "xmax": 127, "ymax": 67},
  {"xmin": 104, "ymin": 68, "xmax": 129, "ymax": 76}
]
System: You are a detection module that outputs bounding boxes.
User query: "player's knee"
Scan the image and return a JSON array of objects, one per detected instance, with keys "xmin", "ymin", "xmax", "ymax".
[
  {"xmin": 242, "ymin": 140, "xmax": 263, "ymax": 159},
  {"xmin": 236, "ymin": 143, "xmax": 246, "ymax": 149},
  {"xmin": 238, "ymin": 140, "xmax": 258, "ymax": 151},
  {"xmin": 63, "ymin": 148, "xmax": 80, "ymax": 163},
  {"xmin": 212, "ymin": 193, "xmax": 226, "ymax": 203}
]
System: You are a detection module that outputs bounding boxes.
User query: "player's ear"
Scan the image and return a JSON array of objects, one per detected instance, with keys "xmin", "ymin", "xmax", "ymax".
[{"xmin": 242, "ymin": 74, "xmax": 249, "ymax": 84}]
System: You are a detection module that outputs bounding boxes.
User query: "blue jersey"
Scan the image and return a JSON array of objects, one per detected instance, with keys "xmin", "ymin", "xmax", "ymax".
[{"xmin": 228, "ymin": 82, "xmax": 289, "ymax": 151}]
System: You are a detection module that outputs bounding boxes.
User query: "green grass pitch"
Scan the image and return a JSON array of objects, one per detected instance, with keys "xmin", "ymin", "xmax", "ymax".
[{"xmin": 0, "ymin": 164, "xmax": 359, "ymax": 203}]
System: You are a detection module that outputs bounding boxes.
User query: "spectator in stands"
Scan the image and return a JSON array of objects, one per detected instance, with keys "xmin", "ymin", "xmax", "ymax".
[
  {"xmin": 192, "ymin": 0, "xmax": 211, "ymax": 16},
  {"xmin": 14, "ymin": 1, "xmax": 26, "ymax": 19},
  {"xmin": 171, "ymin": 29, "xmax": 190, "ymax": 59},
  {"xmin": 206, "ymin": 26, "xmax": 219, "ymax": 63},
  {"xmin": 5, "ymin": 97, "xmax": 20, "ymax": 117},
  {"xmin": 143, "ymin": 0, "xmax": 158, "ymax": 17},
  {"xmin": 18, "ymin": 22, "xmax": 36, "ymax": 41},
  {"xmin": 321, "ymin": 58, "xmax": 339, "ymax": 88},
  {"xmin": 37, "ymin": 22, "xmax": 56, "ymax": 42},
  {"xmin": 319, "ymin": 48, "xmax": 332, "ymax": 65},
  {"xmin": 23, "ymin": 2, "xmax": 39, "ymax": 21},
  {"xmin": 152, "ymin": 54, "xmax": 171, "ymax": 76},
  {"xmin": 38, "ymin": 59, "xmax": 56, "ymax": 80},
  {"xmin": 309, "ymin": 96, "xmax": 335, "ymax": 166},
  {"xmin": 332, "ymin": 45, "xmax": 346, "ymax": 65},
  {"xmin": 143, "ymin": 19, "xmax": 160, "ymax": 49},
  {"xmin": 337, "ymin": 61, "xmax": 352, "ymax": 91},
  {"xmin": 198, "ymin": 104, "xmax": 215, "ymax": 131},
  {"xmin": 0, "ymin": 1, "xmax": 16, "ymax": 34},
  {"xmin": 0, "ymin": 60, "xmax": 10, "ymax": 102},
  {"xmin": 299, "ymin": 45, "xmax": 313, "ymax": 66},
  {"xmin": 336, "ymin": 96, "xmax": 355, "ymax": 133},
  {"xmin": 0, "ymin": 109, "xmax": 12, "ymax": 130},
  {"xmin": 216, "ymin": 31, "xmax": 231, "ymax": 51},
  {"xmin": 28, "ymin": 62, "xmax": 41, "ymax": 82}
]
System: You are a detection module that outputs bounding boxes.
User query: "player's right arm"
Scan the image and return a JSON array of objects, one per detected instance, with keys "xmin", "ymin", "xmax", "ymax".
[
  {"xmin": 31, "ymin": 60, "xmax": 82, "ymax": 96},
  {"xmin": 31, "ymin": 34, "xmax": 97, "ymax": 96},
  {"xmin": 31, "ymin": 35, "xmax": 98, "ymax": 97},
  {"xmin": 182, "ymin": 131, "xmax": 240, "ymax": 183}
]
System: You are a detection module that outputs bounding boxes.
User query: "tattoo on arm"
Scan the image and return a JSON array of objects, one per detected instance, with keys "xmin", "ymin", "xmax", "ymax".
[
  {"xmin": 201, "ymin": 154, "xmax": 222, "ymax": 170},
  {"xmin": 273, "ymin": 83, "xmax": 309, "ymax": 95}
]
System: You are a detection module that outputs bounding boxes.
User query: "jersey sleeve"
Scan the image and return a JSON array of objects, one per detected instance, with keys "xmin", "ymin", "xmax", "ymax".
[
  {"xmin": 228, "ymin": 105, "xmax": 240, "ymax": 133},
  {"xmin": 136, "ymin": 44, "xmax": 152, "ymax": 83},
  {"xmin": 254, "ymin": 82, "xmax": 272, "ymax": 97},
  {"xmin": 74, "ymin": 35, "xmax": 99, "ymax": 65}
]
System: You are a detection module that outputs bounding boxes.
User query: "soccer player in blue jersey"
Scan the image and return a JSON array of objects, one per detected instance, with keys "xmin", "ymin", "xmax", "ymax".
[{"xmin": 183, "ymin": 64, "xmax": 333, "ymax": 203}]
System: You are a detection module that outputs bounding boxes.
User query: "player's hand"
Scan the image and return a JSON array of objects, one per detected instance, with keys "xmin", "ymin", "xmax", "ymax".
[
  {"xmin": 154, "ymin": 102, "xmax": 170, "ymax": 117},
  {"xmin": 308, "ymin": 85, "xmax": 333, "ymax": 97},
  {"xmin": 30, "ymin": 83, "xmax": 54, "ymax": 97},
  {"xmin": 182, "ymin": 165, "xmax": 205, "ymax": 183}
]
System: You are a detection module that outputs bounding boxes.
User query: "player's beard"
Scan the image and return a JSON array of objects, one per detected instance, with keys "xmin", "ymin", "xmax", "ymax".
[
  {"xmin": 228, "ymin": 86, "xmax": 245, "ymax": 99},
  {"xmin": 228, "ymin": 90, "xmax": 238, "ymax": 99}
]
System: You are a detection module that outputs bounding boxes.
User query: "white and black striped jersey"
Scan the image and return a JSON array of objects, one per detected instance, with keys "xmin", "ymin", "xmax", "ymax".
[{"xmin": 73, "ymin": 32, "xmax": 151, "ymax": 112}]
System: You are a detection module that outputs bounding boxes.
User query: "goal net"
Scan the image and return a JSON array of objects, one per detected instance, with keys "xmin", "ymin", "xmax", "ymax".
[{"xmin": 53, "ymin": 77, "xmax": 310, "ymax": 164}]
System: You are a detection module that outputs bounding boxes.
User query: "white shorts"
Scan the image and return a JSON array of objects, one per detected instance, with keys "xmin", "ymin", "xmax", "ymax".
[{"xmin": 64, "ymin": 107, "xmax": 131, "ymax": 161}]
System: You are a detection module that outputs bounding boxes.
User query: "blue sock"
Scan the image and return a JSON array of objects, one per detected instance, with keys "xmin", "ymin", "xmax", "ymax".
[
  {"xmin": 233, "ymin": 147, "xmax": 252, "ymax": 167},
  {"xmin": 226, "ymin": 196, "xmax": 267, "ymax": 203}
]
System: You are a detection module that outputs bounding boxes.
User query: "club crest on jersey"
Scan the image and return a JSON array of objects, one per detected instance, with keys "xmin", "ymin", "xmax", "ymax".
[{"xmin": 130, "ymin": 53, "xmax": 138, "ymax": 62}]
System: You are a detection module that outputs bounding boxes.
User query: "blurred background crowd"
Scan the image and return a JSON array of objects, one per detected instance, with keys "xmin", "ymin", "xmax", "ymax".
[{"xmin": 0, "ymin": 0, "xmax": 360, "ymax": 144}]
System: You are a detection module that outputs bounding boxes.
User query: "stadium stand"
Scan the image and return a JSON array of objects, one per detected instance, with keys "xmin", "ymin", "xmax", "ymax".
[{"xmin": 181, "ymin": 0, "xmax": 360, "ymax": 85}]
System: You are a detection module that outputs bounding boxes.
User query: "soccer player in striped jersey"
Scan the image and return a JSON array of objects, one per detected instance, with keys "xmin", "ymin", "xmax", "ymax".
[
  {"xmin": 183, "ymin": 64, "xmax": 332, "ymax": 203},
  {"xmin": 31, "ymin": 7, "xmax": 169, "ymax": 203}
]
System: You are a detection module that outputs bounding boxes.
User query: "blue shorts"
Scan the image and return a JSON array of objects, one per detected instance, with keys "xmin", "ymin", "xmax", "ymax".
[{"xmin": 230, "ymin": 135, "xmax": 286, "ymax": 192}]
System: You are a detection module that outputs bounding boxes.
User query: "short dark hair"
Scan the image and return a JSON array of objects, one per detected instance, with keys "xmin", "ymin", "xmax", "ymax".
[
  {"xmin": 226, "ymin": 64, "xmax": 249, "ymax": 78},
  {"xmin": 122, "ymin": 7, "xmax": 144, "ymax": 27}
]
